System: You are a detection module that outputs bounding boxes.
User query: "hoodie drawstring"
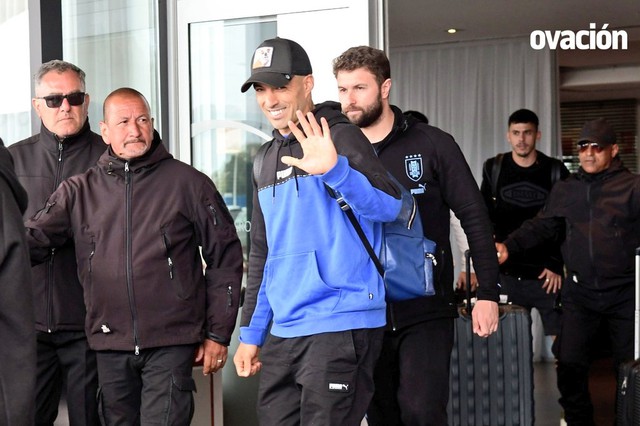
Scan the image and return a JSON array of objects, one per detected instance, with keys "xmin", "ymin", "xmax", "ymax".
[{"xmin": 287, "ymin": 143, "xmax": 300, "ymax": 196}]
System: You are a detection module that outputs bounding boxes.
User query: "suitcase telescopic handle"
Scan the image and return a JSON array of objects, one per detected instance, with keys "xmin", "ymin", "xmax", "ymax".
[
  {"xmin": 464, "ymin": 250, "xmax": 473, "ymax": 315},
  {"xmin": 633, "ymin": 247, "xmax": 640, "ymax": 359}
]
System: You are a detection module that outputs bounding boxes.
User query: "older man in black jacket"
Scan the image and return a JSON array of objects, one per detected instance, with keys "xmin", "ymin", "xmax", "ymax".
[
  {"xmin": 26, "ymin": 88, "xmax": 244, "ymax": 424},
  {"xmin": 497, "ymin": 118, "xmax": 640, "ymax": 425},
  {"xmin": 9, "ymin": 60, "xmax": 105, "ymax": 425}
]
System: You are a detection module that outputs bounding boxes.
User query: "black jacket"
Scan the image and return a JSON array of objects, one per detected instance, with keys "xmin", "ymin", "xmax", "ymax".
[
  {"xmin": 26, "ymin": 134, "xmax": 244, "ymax": 352},
  {"xmin": 9, "ymin": 121, "xmax": 106, "ymax": 332},
  {"xmin": 375, "ymin": 106, "xmax": 499, "ymax": 329},
  {"xmin": 0, "ymin": 146, "xmax": 35, "ymax": 425},
  {"xmin": 505, "ymin": 157, "xmax": 640, "ymax": 290}
]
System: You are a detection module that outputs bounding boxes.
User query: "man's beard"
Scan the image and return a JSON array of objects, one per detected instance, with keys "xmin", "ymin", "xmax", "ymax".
[{"xmin": 348, "ymin": 96, "xmax": 383, "ymax": 128}]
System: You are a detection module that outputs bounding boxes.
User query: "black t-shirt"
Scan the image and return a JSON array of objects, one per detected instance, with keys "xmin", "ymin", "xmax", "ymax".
[{"xmin": 481, "ymin": 151, "xmax": 569, "ymax": 278}]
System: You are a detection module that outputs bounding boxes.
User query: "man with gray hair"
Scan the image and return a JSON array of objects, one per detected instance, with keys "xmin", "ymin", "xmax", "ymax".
[{"xmin": 8, "ymin": 59, "xmax": 105, "ymax": 425}]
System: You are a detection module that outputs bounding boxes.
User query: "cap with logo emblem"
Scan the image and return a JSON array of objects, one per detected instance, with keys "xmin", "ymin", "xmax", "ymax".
[{"xmin": 240, "ymin": 37, "xmax": 313, "ymax": 93}]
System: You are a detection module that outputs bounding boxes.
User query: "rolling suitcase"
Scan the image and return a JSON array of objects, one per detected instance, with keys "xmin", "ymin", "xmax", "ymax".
[
  {"xmin": 615, "ymin": 247, "xmax": 640, "ymax": 425},
  {"xmin": 447, "ymin": 250, "xmax": 534, "ymax": 425}
]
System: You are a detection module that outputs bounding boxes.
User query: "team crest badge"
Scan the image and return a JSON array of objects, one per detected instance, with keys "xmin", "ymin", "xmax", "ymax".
[{"xmin": 405, "ymin": 154, "xmax": 423, "ymax": 182}]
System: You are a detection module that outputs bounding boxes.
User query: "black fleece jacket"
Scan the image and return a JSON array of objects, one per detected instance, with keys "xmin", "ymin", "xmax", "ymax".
[
  {"xmin": 26, "ymin": 134, "xmax": 243, "ymax": 351},
  {"xmin": 0, "ymin": 146, "xmax": 35, "ymax": 425},
  {"xmin": 505, "ymin": 157, "xmax": 640, "ymax": 290},
  {"xmin": 9, "ymin": 120, "xmax": 106, "ymax": 332},
  {"xmin": 374, "ymin": 106, "xmax": 499, "ymax": 329}
]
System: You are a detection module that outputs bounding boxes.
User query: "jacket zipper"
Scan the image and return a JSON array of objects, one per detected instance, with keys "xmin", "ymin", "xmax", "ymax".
[
  {"xmin": 587, "ymin": 183, "xmax": 598, "ymax": 288},
  {"xmin": 124, "ymin": 162, "xmax": 141, "ymax": 355},
  {"xmin": 46, "ymin": 248, "xmax": 56, "ymax": 332},
  {"xmin": 162, "ymin": 233, "xmax": 174, "ymax": 279},
  {"xmin": 208, "ymin": 204, "xmax": 218, "ymax": 225},
  {"xmin": 89, "ymin": 241, "xmax": 95, "ymax": 272},
  {"xmin": 45, "ymin": 142, "xmax": 65, "ymax": 332}
]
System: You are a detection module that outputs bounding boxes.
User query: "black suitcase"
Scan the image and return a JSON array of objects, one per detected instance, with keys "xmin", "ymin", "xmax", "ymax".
[
  {"xmin": 447, "ymin": 251, "xmax": 534, "ymax": 426},
  {"xmin": 615, "ymin": 247, "xmax": 640, "ymax": 425}
]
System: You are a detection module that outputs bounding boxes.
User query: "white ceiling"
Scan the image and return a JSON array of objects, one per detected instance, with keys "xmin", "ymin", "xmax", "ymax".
[{"xmin": 387, "ymin": 0, "xmax": 640, "ymax": 102}]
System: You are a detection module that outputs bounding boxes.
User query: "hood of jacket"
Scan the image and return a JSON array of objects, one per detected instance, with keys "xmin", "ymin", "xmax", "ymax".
[
  {"xmin": 266, "ymin": 101, "xmax": 350, "ymax": 197},
  {"xmin": 576, "ymin": 156, "xmax": 625, "ymax": 183},
  {"xmin": 0, "ymin": 147, "xmax": 28, "ymax": 214},
  {"xmin": 271, "ymin": 101, "xmax": 348, "ymax": 143},
  {"xmin": 373, "ymin": 105, "xmax": 416, "ymax": 155},
  {"xmin": 98, "ymin": 130, "xmax": 171, "ymax": 175}
]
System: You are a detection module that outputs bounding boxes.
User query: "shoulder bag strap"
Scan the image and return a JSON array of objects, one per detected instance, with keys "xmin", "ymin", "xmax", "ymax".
[
  {"xmin": 491, "ymin": 153, "xmax": 504, "ymax": 204},
  {"xmin": 326, "ymin": 185, "xmax": 384, "ymax": 277}
]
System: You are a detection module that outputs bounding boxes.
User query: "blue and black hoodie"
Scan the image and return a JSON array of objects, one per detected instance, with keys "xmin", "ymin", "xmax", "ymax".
[{"xmin": 240, "ymin": 101, "xmax": 403, "ymax": 346}]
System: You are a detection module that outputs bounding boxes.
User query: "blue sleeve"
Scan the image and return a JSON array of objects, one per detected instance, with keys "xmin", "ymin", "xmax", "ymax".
[{"xmin": 322, "ymin": 155, "xmax": 402, "ymax": 223}]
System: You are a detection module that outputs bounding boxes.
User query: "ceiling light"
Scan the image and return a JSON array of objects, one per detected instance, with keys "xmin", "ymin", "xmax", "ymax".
[{"xmin": 447, "ymin": 28, "xmax": 458, "ymax": 34}]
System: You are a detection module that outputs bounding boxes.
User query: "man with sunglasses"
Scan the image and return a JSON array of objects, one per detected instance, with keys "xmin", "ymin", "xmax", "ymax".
[
  {"xmin": 8, "ymin": 60, "xmax": 105, "ymax": 425},
  {"xmin": 496, "ymin": 118, "xmax": 640, "ymax": 425}
]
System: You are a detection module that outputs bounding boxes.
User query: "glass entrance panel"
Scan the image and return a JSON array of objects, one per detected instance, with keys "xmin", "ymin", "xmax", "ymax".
[
  {"xmin": 189, "ymin": 19, "xmax": 275, "ymax": 267},
  {"xmin": 188, "ymin": 18, "xmax": 276, "ymax": 426}
]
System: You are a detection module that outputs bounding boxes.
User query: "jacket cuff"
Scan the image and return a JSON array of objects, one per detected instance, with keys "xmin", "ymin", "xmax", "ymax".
[{"xmin": 205, "ymin": 331, "xmax": 230, "ymax": 346}]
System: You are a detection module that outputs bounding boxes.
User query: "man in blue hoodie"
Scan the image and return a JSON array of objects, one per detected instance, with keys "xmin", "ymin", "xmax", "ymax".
[{"xmin": 233, "ymin": 37, "xmax": 404, "ymax": 425}]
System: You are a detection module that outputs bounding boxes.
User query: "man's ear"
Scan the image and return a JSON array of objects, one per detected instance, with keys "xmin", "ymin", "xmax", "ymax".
[
  {"xmin": 611, "ymin": 144, "xmax": 619, "ymax": 157},
  {"xmin": 303, "ymin": 74, "xmax": 314, "ymax": 95},
  {"xmin": 381, "ymin": 78, "xmax": 392, "ymax": 100},
  {"xmin": 32, "ymin": 98, "xmax": 43, "ymax": 118},
  {"xmin": 99, "ymin": 121, "xmax": 110, "ymax": 145}
]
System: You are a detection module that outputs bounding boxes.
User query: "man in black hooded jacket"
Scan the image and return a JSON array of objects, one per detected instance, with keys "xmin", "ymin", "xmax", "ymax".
[
  {"xmin": 497, "ymin": 118, "xmax": 640, "ymax": 425},
  {"xmin": 333, "ymin": 45, "xmax": 500, "ymax": 426},
  {"xmin": 26, "ymin": 88, "xmax": 243, "ymax": 424},
  {"xmin": 0, "ymin": 145, "xmax": 36, "ymax": 425}
]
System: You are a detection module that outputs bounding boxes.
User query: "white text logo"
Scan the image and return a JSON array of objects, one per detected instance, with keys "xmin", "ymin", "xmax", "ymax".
[{"xmin": 530, "ymin": 24, "xmax": 628, "ymax": 50}]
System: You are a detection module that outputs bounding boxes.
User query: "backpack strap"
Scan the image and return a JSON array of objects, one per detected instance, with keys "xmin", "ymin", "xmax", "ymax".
[
  {"xmin": 490, "ymin": 153, "xmax": 504, "ymax": 206},
  {"xmin": 252, "ymin": 141, "xmax": 272, "ymax": 184},
  {"xmin": 550, "ymin": 159, "xmax": 562, "ymax": 185}
]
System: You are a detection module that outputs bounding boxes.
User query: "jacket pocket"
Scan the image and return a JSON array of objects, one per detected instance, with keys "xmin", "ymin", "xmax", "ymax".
[
  {"xmin": 161, "ymin": 229, "xmax": 175, "ymax": 281},
  {"xmin": 265, "ymin": 251, "xmax": 340, "ymax": 324},
  {"xmin": 160, "ymin": 228, "xmax": 195, "ymax": 300}
]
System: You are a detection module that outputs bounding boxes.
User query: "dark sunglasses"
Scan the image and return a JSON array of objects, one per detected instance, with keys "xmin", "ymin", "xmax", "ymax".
[
  {"xmin": 578, "ymin": 142, "xmax": 605, "ymax": 154},
  {"xmin": 37, "ymin": 92, "xmax": 86, "ymax": 108}
]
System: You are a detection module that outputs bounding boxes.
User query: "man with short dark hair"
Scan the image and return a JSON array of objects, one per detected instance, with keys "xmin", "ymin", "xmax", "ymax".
[
  {"xmin": 481, "ymin": 108, "xmax": 569, "ymax": 347},
  {"xmin": 333, "ymin": 45, "xmax": 500, "ymax": 426},
  {"xmin": 497, "ymin": 118, "xmax": 640, "ymax": 425},
  {"xmin": 26, "ymin": 87, "xmax": 244, "ymax": 423},
  {"xmin": 9, "ymin": 59, "xmax": 105, "ymax": 425},
  {"xmin": 234, "ymin": 38, "xmax": 404, "ymax": 425}
]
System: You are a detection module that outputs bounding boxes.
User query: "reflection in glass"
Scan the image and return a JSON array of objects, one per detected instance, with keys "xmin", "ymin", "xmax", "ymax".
[
  {"xmin": 61, "ymin": 0, "xmax": 160, "ymax": 132},
  {"xmin": 189, "ymin": 19, "xmax": 275, "ymax": 264}
]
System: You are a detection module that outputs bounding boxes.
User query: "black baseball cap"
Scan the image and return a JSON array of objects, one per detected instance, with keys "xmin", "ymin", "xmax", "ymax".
[
  {"xmin": 577, "ymin": 118, "xmax": 617, "ymax": 147},
  {"xmin": 240, "ymin": 38, "xmax": 313, "ymax": 93}
]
